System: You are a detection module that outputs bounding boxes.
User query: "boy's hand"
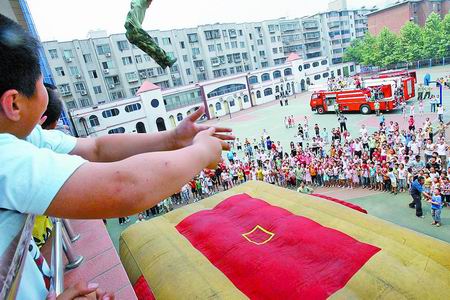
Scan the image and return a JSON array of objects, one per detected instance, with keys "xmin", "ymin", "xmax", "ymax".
[
  {"xmin": 193, "ymin": 128, "xmax": 229, "ymax": 169},
  {"xmin": 173, "ymin": 106, "xmax": 234, "ymax": 149}
]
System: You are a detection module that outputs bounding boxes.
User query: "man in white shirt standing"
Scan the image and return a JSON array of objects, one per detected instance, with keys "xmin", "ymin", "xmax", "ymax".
[{"xmin": 436, "ymin": 138, "xmax": 448, "ymax": 169}]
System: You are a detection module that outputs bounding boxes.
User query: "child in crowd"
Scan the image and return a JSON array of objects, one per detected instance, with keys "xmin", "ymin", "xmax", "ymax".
[{"xmin": 429, "ymin": 188, "xmax": 443, "ymax": 227}]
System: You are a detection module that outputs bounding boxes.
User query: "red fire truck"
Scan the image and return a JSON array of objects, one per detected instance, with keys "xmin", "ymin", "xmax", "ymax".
[
  {"xmin": 310, "ymin": 71, "xmax": 416, "ymax": 115},
  {"xmin": 310, "ymin": 87, "xmax": 391, "ymax": 115}
]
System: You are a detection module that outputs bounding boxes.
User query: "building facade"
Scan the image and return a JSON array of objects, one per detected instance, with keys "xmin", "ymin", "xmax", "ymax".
[
  {"xmin": 70, "ymin": 55, "xmax": 357, "ymax": 137},
  {"xmin": 368, "ymin": 0, "xmax": 450, "ymax": 36},
  {"xmin": 42, "ymin": 9, "xmax": 370, "ymax": 111}
]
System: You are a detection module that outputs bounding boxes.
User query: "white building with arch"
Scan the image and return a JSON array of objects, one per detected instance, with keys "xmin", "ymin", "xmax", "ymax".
[{"xmin": 70, "ymin": 55, "xmax": 357, "ymax": 137}]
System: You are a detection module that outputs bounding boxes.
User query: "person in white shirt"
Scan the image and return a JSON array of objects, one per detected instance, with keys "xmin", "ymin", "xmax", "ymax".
[
  {"xmin": 359, "ymin": 125, "xmax": 368, "ymax": 137},
  {"xmin": 436, "ymin": 139, "xmax": 448, "ymax": 168},
  {"xmin": 437, "ymin": 104, "xmax": 444, "ymax": 122}
]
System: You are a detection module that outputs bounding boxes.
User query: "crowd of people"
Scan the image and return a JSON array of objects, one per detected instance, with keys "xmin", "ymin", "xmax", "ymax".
[{"xmin": 154, "ymin": 112, "xmax": 450, "ymax": 228}]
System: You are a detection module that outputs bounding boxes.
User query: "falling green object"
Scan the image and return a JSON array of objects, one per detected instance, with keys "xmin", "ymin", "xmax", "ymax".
[{"xmin": 125, "ymin": 0, "xmax": 177, "ymax": 69}]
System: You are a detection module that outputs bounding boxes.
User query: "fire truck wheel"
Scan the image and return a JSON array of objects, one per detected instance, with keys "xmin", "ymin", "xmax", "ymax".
[
  {"xmin": 360, "ymin": 105, "xmax": 371, "ymax": 115},
  {"xmin": 317, "ymin": 106, "xmax": 325, "ymax": 114}
]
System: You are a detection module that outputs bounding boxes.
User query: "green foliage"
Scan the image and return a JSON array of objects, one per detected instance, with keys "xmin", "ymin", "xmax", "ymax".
[{"xmin": 344, "ymin": 12, "xmax": 450, "ymax": 67}]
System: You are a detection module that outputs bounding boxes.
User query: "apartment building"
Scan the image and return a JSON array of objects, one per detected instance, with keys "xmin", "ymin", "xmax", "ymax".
[
  {"xmin": 70, "ymin": 54, "xmax": 357, "ymax": 137},
  {"xmin": 42, "ymin": 9, "xmax": 370, "ymax": 110}
]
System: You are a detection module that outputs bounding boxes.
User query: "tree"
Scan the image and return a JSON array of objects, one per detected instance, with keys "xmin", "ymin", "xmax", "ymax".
[
  {"xmin": 399, "ymin": 21, "xmax": 425, "ymax": 61},
  {"xmin": 377, "ymin": 28, "xmax": 401, "ymax": 67},
  {"xmin": 422, "ymin": 12, "xmax": 445, "ymax": 59},
  {"xmin": 343, "ymin": 38, "xmax": 364, "ymax": 63},
  {"xmin": 441, "ymin": 13, "xmax": 450, "ymax": 57}
]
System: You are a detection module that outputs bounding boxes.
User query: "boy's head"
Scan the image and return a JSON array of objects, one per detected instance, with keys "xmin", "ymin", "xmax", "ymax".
[
  {"xmin": 41, "ymin": 84, "xmax": 63, "ymax": 129},
  {"xmin": 0, "ymin": 14, "xmax": 46, "ymax": 138}
]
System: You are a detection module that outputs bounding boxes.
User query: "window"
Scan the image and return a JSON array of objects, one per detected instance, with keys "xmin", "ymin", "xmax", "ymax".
[
  {"xmin": 69, "ymin": 66, "xmax": 79, "ymax": 76},
  {"xmin": 271, "ymin": 36, "xmax": 276, "ymax": 43},
  {"xmin": 231, "ymin": 41, "xmax": 238, "ymax": 48},
  {"xmin": 55, "ymin": 67, "xmax": 65, "ymax": 76},
  {"xmin": 261, "ymin": 62, "xmax": 269, "ymax": 68},
  {"xmin": 275, "ymin": 85, "xmax": 280, "ymax": 93},
  {"xmin": 66, "ymin": 100, "xmax": 77, "ymax": 109},
  {"xmin": 257, "ymin": 39, "xmax": 263, "ymax": 46},
  {"xmin": 96, "ymin": 44, "xmax": 111, "ymax": 55},
  {"xmin": 207, "ymin": 84, "xmax": 246, "ymax": 98},
  {"xmin": 125, "ymin": 103, "xmax": 142, "ymax": 112},
  {"xmin": 323, "ymin": 72, "xmax": 329, "ymax": 78},
  {"xmin": 192, "ymin": 48, "xmax": 200, "ymax": 55},
  {"xmin": 130, "ymin": 87, "xmax": 140, "ymax": 95},
  {"xmin": 273, "ymin": 70, "xmax": 282, "ymax": 79},
  {"xmin": 264, "ymin": 88, "xmax": 273, "ymax": 96},
  {"xmin": 321, "ymin": 59, "xmax": 328, "ymax": 65},
  {"xmin": 126, "ymin": 72, "xmax": 139, "ymax": 82},
  {"xmin": 48, "ymin": 49, "xmax": 58, "ymax": 59},
  {"xmin": 242, "ymin": 53, "xmax": 248, "ymax": 60},
  {"xmin": 185, "ymin": 68, "xmax": 191, "ymax": 76},
  {"xmin": 298, "ymin": 65, "xmax": 303, "ymax": 72},
  {"xmin": 162, "ymin": 37, "xmax": 172, "ymax": 45},
  {"xmin": 239, "ymin": 30, "xmax": 243, "ymax": 36},
  {"xmin": 180, "ymin": 41, "xmax": 185, "ymax": 49},
  {"xmin": 151, "ymin": 99, "xmax": 160, "ymax": 108},
  {"xmin": 187, "ymin": 33, "xmax": 198, "ymax": 43},
  {"xmin": 284, "ymin": 68, "xmax": 292, "ymax": 76},
  {"xmin": 170, "ymin": 64, "xmax": 179, "ymax": 73},
  {"xmin": 261, "ymin": 73, "xmax": 270, "ymax": 82},
  {"xmin": 144, "ymin": 54, "xmax": 151, "ymax": 61},
  {"xmin": 74, "ymin": 82, "xmax": 85, "ymax": 91},
  {"xmin": 215, "ymin": 102, "xmax": 222, "ymax": 111},
  {"xmin": 83, "ymin": 54, "xmax": 92, "ymax": 63},
  {"xmin": 228, "ymin": 29, "xmax": 237, "ymax": 38},
  {"xmin": 243, "ymin": 95, "xmax": 249, "ymax": 103},
  {"xmin": 135, "ymin": 55, "xmax": 143, "ymax": 63},
  {"xmin": 350, "ymin": 65, "xmax": 355, "ymax": 72},
  {"xmin": 63, "ymin": 49, "xmax": 73, "ymax": 59},
  {"xmin": 312, "ymin": 62, "xmax": 319, "ymax": 67},
  {"xmin": 157, "ymin": 67, "xmax": 166, "ymax": 75},
  {"xmin": 122, "ymin": 56, "xmax": 133, "ymax": 65},
  {"xmin": 111, "ymin": 91, "xmax": 125, "ymax": 100},
  {"xmin": 205, "ymin": 30, "xmax": 220, "ymax": 40},
  {"xmin": 314, "ymin": 74, "xmax": 321, "ymax": 80},
  {"xmin": 177, "ymin": 113, "xmax": 183, "ymax": 121},
  {"xmin": 80, "ymin": 98, "xmax": 91, "ymax": 107},
  {"xmin": 108, "ymin": 127, "xmax": 125, "ymax": 134},
  {"xmin": 256, "ymin": 91, "xmax": 261, "ymax": 98},
  {"xmin": 249, "ymin": 76, "xmax": 258, "ymax": 84},
  {"xmin": 102, "ymin": 61, "xmax": 113, "ymax": 70},
  {"xmin": 304, "ymin": 63, "xmax": 311, "ymax": 69},
  {"xmin": 89, "ymin": 115, "xmax": 100, "ymax": 127},
  {"xmin": 208, "ymin": 44, "xmax": 216, "ymax": 52},
  {"xmin": 88, "ymin": 70, "xmax": 98, "ymax": 79},
  {"xmin": 240, "ymin": 42, "xmax": 245, "ymax": 48},
  {"xmin": 272, "ymin": 48, "xmax": 278, "ymax": 54},
  {"xmin": 117, "ymin": 40, "xmax": 129, "ymax": 51},
  {"xmin": 106, "ymin": 75, "xmax": 120, "ymax": 85},
  {"xmin": 217, "ymin": 44, "xmax": 223, "ymax": 51},
  {"xmin": 58, "ymin": 84, "xmax": 71, "ymax": 95},
  {"xmin": 93, "ymin": 86, "xmax": 102, "ymax": 94},
  {"xmin": 333, "ymin": 57, "xmax": 343, "ymax": 64},
  {"xmin": 182, "ymin": 55, "xmax": 188, "ymax": 62},
  {"xmin": 337, "ymin": 69, "xmax": 342, "ymax": 76},
  {"xmin": 102, "ymin": 108, "xmax": 120, "ymax": 118},
  {"xmin": 229, "ymin": 99, "xmax": 235, "ymax": 107}
]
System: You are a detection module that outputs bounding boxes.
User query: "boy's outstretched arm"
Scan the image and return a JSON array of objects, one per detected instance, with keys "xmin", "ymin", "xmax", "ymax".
[
  {"xmin": 71, "ymin": 106, "xmax": 233, "ymax": 162},
  {"xmin": 45, "ymin": 128, "xmax": 228, "ymax": 219}
]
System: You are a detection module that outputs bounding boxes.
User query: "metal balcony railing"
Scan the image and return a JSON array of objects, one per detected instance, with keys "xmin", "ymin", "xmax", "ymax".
[{"xmin": 0, "ymin": 217, "xmax": 83, "ymax": 298}]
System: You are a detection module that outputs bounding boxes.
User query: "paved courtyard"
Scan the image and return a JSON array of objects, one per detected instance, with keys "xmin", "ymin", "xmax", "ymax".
[{"xmin": 106, "ymin": 66, "xmax": 450, "ymax": 249}]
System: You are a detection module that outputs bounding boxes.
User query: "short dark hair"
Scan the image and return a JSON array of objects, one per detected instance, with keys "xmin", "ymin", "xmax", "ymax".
[
  {"xmin": 41, "ymin": 86, "xmax": 62, "ymax": 129},
  {"xmin": 0, "ymin": 14, "xmax": 41, "ymax": 98}
]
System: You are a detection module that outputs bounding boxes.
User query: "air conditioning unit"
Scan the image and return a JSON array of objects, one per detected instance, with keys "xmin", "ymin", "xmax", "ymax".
[
  {"xmin": 75, "ymin": 74, "xmax": 82, "ymax": 79},
  {"xmin": 65, "ymin": 57, "xmax": 72, "ymax": 63},
  {"xmin": 80, "ymin": 91, "xmax": 87, "ymax": 96},
  {"xmin": 103, "ymin": 69, "xmax": 109, "ymax": 74},
  {"xmin": 199, "ymin": 67, "xmax": 205, "ymax": 72},
  {"xmin": 105, "ymin": 53, "xmax": 111, "ymax": 57},
  {"xmin": 109, "ymin": 84, "xmax": 115, "ymax": 89}
]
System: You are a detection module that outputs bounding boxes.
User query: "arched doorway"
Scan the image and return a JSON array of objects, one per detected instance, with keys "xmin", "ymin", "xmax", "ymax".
[
  {"xmin": 238, "ymin": 97, "xmax": 243, "ymax": 110},
  {"xmin": 156, "ymin": 117, "xmax": 167, "ymax": 132},
  {"xmin": 301, "ymin": 79, "xmax": 306, "ymax": 91},
  {"xmin": 223, "ymin": 101, "xmax": 230, "ymax": 115},
  {"xmin": 168, "ymin": 115, "xmax": 176, "ymax": 128},
  {"xmin": 136, "ymin": 122, "xmax": 147, "ymax": 133},
  {"xmin": 208, "ymin": 104, "xmax": 215, "ymax": 118}
]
